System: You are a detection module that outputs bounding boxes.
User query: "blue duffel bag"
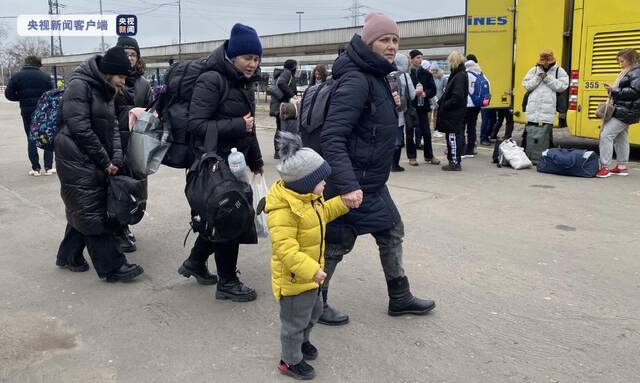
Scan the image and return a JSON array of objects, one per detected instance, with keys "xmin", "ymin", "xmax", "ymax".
[{"xmin": 536, "ymin": 148, "xmax": 599, "ymax": 178}]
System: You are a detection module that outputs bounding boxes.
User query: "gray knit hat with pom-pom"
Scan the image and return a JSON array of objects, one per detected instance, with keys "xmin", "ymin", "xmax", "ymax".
[{"xmin": 276, "ymin": 132, "xmax": 331, "ymax": 194}]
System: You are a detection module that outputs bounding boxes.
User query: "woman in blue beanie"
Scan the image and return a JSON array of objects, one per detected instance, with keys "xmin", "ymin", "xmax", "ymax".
[{"xmin": 178, "ymin": 23, "xmax": 265, "ymax": 302}]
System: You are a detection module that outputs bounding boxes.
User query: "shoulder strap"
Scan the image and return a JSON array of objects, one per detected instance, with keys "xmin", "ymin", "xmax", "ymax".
[
  {"xmin": 207, "ymin": 71, "xmax": 229, "ymax": 105},
  {"xmin": 403, "ymin": 73, "xmax": 411, "ymax": 102}
]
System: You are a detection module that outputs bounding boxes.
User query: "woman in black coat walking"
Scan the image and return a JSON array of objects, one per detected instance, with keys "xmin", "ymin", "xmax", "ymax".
[
  {"xmin": 436, "ymin": 51, "xmax": 469, "ymax": 171},
  {"xmin": 318, "ymin": 13, "xmax": 435, "ymax": 326},
  {"xmin": 269, "ymin": 59, "xmax": 298, "ymax": 158},
  {"xmin": 178, "ymin": 23, "xmax": 264, "ymax": 302},
  {"xmin": 114, "ymin": 36, "xmax": 152, "ymax": 253},
  {"xmin": 54, "ymin": 47, "xmax": 144, "ymax": 282}
]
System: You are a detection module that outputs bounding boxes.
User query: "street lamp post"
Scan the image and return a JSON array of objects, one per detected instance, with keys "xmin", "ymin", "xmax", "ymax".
[{"xmin": 296, "ymin": 11, "xmax": 304, "ymax": 33}]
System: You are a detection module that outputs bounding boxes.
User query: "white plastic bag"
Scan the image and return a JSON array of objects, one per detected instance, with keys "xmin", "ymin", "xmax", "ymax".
[
  {"xmin": 499, "ymin": 138, "xmax": 533, "ymax": 170},
  {"xmin": 252, "ymin": 174, "xmax": 269, "ymax": 238}
]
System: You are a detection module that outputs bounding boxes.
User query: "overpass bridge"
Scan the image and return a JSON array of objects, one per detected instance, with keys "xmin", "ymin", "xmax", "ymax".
[{"xmin": 43, "ymin": 15, "xmax": 464, "ymax": 70}]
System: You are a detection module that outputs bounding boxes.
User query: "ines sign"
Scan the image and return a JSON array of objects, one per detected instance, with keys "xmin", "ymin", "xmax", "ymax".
[{"xmin": 467, "ymin": 16, "xmax": 509, "ymax": 26}]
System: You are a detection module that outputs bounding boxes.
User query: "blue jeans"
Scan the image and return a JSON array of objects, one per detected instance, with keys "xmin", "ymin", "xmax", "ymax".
[
  {"xmin": 480, "ymin": 109, "xmax": 497, "ymax": 143},
  {"xmin": 22, "ymin": 114, "xmax": 54, "ymax": 171}
]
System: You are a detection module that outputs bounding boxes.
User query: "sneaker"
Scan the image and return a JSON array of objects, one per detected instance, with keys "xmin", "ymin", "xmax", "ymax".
[
  {"xmin": 596, "ymin": 167, "xmax": 611, "ymax": 178},
  {"xmin": 441, "ymin": 163, "xmax": 462, "ymax": 171},
  {"xmin": 426, "ymin": 157, "xmax": 441, "ymax": 165},
  {"xmin": 44, "ymin": 168, "xmax": 56, "ymax": 176},
  {"xmin": 461, "ymin": 154, "xmax": 475, "ymax": 159},
  {"xmin": 391, "ymin": 165, "xmax": 405, "ymax": 172},
  {"xmin": 433, "ymin": 131, "xmax": 444, "ymax": 138},
  {"xmin": 278, "ymin": 360, "xmax": 315, "ymax": 380},
  {"xmin": 480, "ymin": 140, "xmax": 492, "ymax": 146},
  {"xmin": 301, "ymin": 341, "xmax": 318, "ymax": 361},
  {"xmin": 28, "ymin": 170, "xmax": 42, "ymax": 177},
  {"xmin": 408, "ymin": 159, "xmax": 419, "ymax": 167},
  {"xmin": 610, "ymin": 166, "xmax": 629, "ymax": 176}
]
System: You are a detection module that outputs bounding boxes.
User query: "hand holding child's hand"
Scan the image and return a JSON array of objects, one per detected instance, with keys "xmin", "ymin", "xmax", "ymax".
[{"xmin": 314, "ymin": 269, "xmax": 327, "ymax": 284}]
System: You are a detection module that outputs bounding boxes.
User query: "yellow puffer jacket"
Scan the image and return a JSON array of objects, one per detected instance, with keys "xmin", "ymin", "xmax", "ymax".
[{"xmin": 265, "ymin": 180, "xmax": 349, "ymax": 300}]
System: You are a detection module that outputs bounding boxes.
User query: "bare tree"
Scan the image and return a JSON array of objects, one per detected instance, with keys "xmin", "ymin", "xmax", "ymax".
[{"xmin": 1, "ymin": 38, "xmax": 50, "ymax": 72}]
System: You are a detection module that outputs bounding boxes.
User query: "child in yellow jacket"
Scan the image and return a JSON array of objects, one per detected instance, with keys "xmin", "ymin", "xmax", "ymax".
[{"xmin": 265, "ymin": 132, "xmax": 348, "ymax": 380}]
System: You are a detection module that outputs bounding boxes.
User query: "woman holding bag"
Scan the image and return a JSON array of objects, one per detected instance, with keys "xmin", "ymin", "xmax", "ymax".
[
  {"xmin": 114, "ymin": 36, "xmax": 152, "ymax": 252},
  {"xmin": 54, "ymin": 47, "xmax": 144, "ymax": 282},
  {"xmin": 596, "ymin": 48, "xmax": 640, "ymax": 178},
  {"xmin": 178, "ymin": 23, "xmax": 264, "ymax": 302}
]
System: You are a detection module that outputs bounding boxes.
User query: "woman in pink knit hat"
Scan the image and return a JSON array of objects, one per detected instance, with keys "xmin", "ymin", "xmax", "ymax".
[{"xmin": 315, "ymin": 12, "xmax": 436, "ymax": 329}]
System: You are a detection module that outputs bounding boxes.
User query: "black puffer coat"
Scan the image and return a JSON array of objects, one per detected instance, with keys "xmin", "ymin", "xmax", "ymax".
[
  {"xmin": 436, "ymin": 65, "xmax": 469, "ymax": 134},
  {"xmin": 55, "ymin": 56, "xmax": 123, "ymax": 236},
  {"xmin": 115, "ymin": 72, "xmax": 151, "ymax": 153},
  {"xmin": 188, "ymin": 41, "xmax": 263, "ymax": 171},
  {"xmin": 269, "ymin": 67, "xmax": 297, "ymax": 116},
  {"xmin": 4, "ymin": 65, "xmax": 53, "ymax": 116},
  {"xmin": 612, "ymin": 64, "xmax": 640, "ymax": 124},
  {"xmin": 321, "ymin": 34, "xmax": 400, "ymax": 235}
]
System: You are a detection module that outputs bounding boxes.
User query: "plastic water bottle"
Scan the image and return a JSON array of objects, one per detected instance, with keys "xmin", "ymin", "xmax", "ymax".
[
  {"xmin": 228, "ymin": 148, "xmax": 249, "ymax": 183},
  {"xmin": 416, "ymin": 83, "xmax": 425, "ymax": 106}
]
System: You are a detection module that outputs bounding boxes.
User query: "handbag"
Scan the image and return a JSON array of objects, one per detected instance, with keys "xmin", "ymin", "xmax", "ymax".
[
  {"xmin": 127, "ymin": 100, "xmax": 171, "ymax": 177},
  {"xmin": 595, "ymin": 98, "xmax": 614, "ymax": 123},
  {"xmin": 403, "ymin": 75, "xmax": 419, "ymax": 129},
  {"xmin": 251, "ymin": 174, "xmax": 269, "ymax": 238}
]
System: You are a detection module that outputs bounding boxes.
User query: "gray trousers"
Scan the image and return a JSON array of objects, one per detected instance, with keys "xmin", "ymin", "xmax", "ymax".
[
  {"xmin": 599, "ymin": 117, "xmax": 629, "ymax": 167},
  {"xmin": 280, "ymin": 288, "xmax": 323, "ymax": 365},
  {"xmin": 323, "ymin": 221, "xmax": 406, "ymax": 294}
]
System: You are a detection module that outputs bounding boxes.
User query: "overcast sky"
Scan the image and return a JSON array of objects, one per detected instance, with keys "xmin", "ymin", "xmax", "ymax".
[{"xmin": 1, "ymin": 0, "xmax": 464, "ymax": 54}]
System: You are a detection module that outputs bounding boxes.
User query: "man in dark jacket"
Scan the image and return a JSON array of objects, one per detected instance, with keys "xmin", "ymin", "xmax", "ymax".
[
  {"xmin": 4, "ymin": 56, "xmax": 54, "ymax": 175},
  {"xmin": 408, "ymin": 50, "xmax": 439, "ymax": 165},
  {"xmin": 270, "ymin": 59, "xmax": 298, "ymax": 158},
  {"xmin": 179, "ymin": 23, "xmax": 264, "ymax": 302},
  {"xmin": 319, "ymin": 13, "xmax": 435, "ymax": 326}
]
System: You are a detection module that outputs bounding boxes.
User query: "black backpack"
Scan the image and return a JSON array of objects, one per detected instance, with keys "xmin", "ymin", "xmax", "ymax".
[
  {"xmin": 299, "ymin": 73, "xmax": 374, "ymax": 154},
  {"xmin": 106, "ymin": 175, "xmax": 147, "ymax": 227},
  {"xmin": 158, "ymin": 59, "xmax": 227, "ymax": 169},
  {"xmin": 184, "ymin": 128, "xmax": 254, "ymax": 243}
]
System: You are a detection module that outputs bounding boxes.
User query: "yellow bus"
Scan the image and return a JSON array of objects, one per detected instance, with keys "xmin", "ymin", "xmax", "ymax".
[{"xmin": 466, "ymin": 0, "xmax": 640, "ymax": 144}]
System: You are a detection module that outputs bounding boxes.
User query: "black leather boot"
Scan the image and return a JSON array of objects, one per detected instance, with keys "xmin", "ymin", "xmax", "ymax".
[
  {"xmin": 116, "ymin": 230, "xmax": 137, "ymax": 253},
  {"xmin": 56, "ymin": 257, "xmax": 90, "ymax": 272},
  {"xmin": 391, "ymin": 148, "xmax": 405, "ymax": 172},
  {"xmin": 178, "ymin": 260, "xmax": 218, "ymax": 285},
  {"xmin": 105, "ymin": 263, "xmax": 144, "ymax": 283},
  {"xmin": 387, "ymin": 276, "xmax": 435, "ymax": 316},
  {"xmin": 318, "ymin": 289, "xmax": 349, "ymax": 326},
  {"xmin": 123, "ymin": 226, "xmax": 136, "ymax": 243},
  {"xmin": 215, "ymin": 274, "xmax": 257, "ymax": 302}
]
